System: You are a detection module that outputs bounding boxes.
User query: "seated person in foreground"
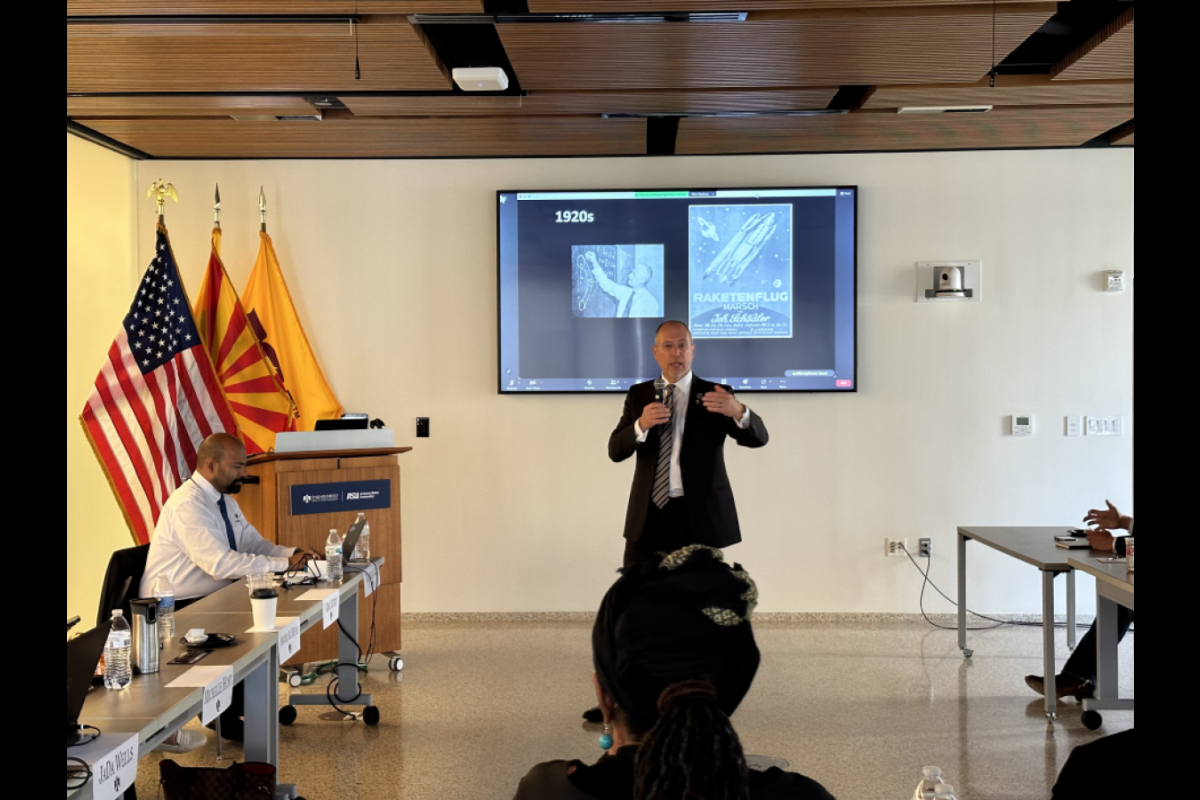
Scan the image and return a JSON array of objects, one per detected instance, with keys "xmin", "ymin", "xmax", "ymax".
[
  {"xmin": 140, "ymin": 433, "xmax": 317, "ymax": 743},
  {"xmin": 1051, "ymin": 730, "xmax": 1135, "ymax": 799},
  {"xmin": 1027, "ymin": 501, "xmax": 1135, "ymax": 700},
  {"xmin": 515, "ymin": 546, "xmax": 835, "ymax": 800}
]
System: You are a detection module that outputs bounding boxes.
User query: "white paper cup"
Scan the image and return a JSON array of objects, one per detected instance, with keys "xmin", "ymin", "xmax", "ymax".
[
  {"xmin": 185, "ymin": 629, "xmax": 207, "ymax": 645},
  {"xmin": 251, "ymin": 597, "xmax": 278, "ymax": 631}
]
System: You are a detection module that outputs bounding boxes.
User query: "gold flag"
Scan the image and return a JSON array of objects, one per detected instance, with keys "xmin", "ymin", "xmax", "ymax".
[{"xmin": 241, "ymin": 232, "xmax": 344, "ymax": 431}]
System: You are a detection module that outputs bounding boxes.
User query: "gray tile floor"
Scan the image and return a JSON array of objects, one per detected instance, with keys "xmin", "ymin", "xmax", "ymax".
[{"xmin": 136, "ymin": 620, "xmax": 1134, "ymax": 800}]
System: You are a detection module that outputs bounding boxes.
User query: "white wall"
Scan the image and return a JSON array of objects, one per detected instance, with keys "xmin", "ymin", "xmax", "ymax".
[
  {"xmin": 67, "ymin": 134, "xmax": 139, "ymax": 622},
  {"xmin": 99, "ymin": 150, "xmax": 1135, "ymax": 616}
]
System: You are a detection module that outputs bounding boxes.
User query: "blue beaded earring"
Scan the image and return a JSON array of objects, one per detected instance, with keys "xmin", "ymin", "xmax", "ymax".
[{"xmin": 599, "ymin": 721, "xmax": 614, "ymax": 751}]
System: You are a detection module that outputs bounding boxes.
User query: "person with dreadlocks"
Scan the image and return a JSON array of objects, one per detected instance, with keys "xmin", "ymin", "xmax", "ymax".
[{"xmin": 516, "ymin": 546, "xmax": 834, "ymax": 800}]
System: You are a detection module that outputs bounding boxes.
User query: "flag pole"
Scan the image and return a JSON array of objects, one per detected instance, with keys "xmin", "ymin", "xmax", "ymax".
[
  {"xmin": 214, "ymin": 184, "xmax": 222, "ymax": 230},
  {"xmin": 147, "ymin": 179, "xmax": 179, "ymax": 225},
  {"xmin": 259, "ymin": 187, "xmax": 268, "ymax": 233}
]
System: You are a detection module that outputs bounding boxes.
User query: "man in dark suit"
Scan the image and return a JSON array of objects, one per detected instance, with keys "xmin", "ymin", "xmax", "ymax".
[{"xmin": 611, "ymin": 320, "xmax": 770, "ymax": 569}]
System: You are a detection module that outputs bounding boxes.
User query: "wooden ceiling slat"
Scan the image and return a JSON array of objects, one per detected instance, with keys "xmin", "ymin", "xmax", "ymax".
[
  {"xmin": 497, "ymin": 5, "xmax": 1057, "ymax": 91},
  {"xmin": 67, "ymin": 96, "xmax": 319, "ymax": 118},
  {"xmin": 67, "ymin": 17, "xmax": 450, "ymax": 93},
  {"xmin": 676, "ymin": 106, "xmax": 1137, "ymax": 155},
  {"xmin": 530, "ymin": 0, "xmax": 1053, "ymax": 10},
  {"xmin": 80, "ymin": 117, "xmax": 648, "ymax": 158},
  {"xmin": 340, "ymin": 88, "xmax": 839, "ymax": 117},
  {"xmin": 864, "ymin": 76, "xmax": 1135, "ymax": 109},
  {"xmin": 67, "ymin": 1, "xmax": 481, "ymax": 14},
  {"xmin": 1110, "ymin": 121, "xmax": 1134, "ymax": 147},
  {"xmin": 1054, "ymin": 6, "xmax": 1134, "ymax": 82}
]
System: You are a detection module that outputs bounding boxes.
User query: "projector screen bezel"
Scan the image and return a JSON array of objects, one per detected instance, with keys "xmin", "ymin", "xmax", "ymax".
[{"xmin": 496, "ymin": 185, "xmax": 859, "ymax": 396}]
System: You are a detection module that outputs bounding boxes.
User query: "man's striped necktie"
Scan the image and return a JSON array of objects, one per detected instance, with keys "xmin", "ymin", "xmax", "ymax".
[{"xmin": 652, "ymin": 386, "xmax": 676, "ymax": 509}]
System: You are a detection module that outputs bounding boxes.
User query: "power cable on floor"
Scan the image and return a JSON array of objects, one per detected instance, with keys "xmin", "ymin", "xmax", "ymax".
[{"xmin": 903, "ymin": 545, "xmax": 1080, "ymax": 632}]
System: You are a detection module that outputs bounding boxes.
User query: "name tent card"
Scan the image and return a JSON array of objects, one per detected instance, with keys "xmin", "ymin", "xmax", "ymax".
[
  {"xmin": 168, "ymin": 666, "xmax": 236, "ymax": 726},
  {"xmin": 298, "ymin": 588, "xmax": 340, "ymax": 629},
  {"xmin": 279, "ymin": 618, "xmax": 302, "ymax": 662},
  {"xmin": 363, "ymin": 566, "xmax": 378, "ymax": 598},
  {"xmin": 89, "ymin": 735, "xmax": 138, "ymax": 800},
  {"xmin": 244, "ymin": 617, "xmax": 303, "ymax": 663}
]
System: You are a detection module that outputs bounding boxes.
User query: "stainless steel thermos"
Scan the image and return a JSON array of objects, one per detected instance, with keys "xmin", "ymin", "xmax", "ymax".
[{"xmin": 129, "ymin": 598, "xmax": 162, "ymax": 675}]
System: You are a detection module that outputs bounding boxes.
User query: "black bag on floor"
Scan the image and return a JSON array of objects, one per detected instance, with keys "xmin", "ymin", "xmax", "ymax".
[{"xmin": 159, "ymin": 760, "xmax": 275, "ymax": 799}]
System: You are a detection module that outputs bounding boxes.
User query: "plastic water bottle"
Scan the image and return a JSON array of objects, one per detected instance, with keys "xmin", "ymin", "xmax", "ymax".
[
  {"xmin": 354, "ymin": 513, "xmax": 371, "ymax": 562},
  {"xmin": 153, "ymin": 575, "xmax": 176, "ymax": 642},
  {"xmin": 104, "ymin": 611, "xmax": 133, "ymax": 691},
  {"xmin": 934, "ymin": 785, "xmax": 959, "ymax": 800},
  {"xmin": 914, "ymin": 768, "xmax": 945, "ymax": 800},
  {"xmin": 326, "ymin": 530, "xmax": 344, "ymax": 583}
]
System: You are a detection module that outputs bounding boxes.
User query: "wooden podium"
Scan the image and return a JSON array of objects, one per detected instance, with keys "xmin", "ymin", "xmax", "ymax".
[{"xmin": 239, "ymin": 447, "xmax": 411, "ymax": 666}]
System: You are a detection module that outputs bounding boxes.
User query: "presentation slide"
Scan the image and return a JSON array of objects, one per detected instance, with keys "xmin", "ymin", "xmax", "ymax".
[{"xmin": 498, "ymin": 188, "xmax": 857, "ymax": 394}]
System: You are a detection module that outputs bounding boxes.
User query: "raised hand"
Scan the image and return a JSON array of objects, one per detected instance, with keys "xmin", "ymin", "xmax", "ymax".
[
  {"xmin": 1084, "ymin": 501, "xmax": 1125, "ymax": 531},
  {"xmin": 701, "ymin": 385, "xmax": 747, "ymax": 420}
]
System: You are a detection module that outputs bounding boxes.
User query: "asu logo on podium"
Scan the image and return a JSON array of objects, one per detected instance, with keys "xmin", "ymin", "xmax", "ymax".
[{"xmin": 291, "ymin": 481, "xmax": 391, "ymax": 517}]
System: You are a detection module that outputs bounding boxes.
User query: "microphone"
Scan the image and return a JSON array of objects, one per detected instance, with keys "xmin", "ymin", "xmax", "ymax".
[
  {"xmin": 67, "ymin": 616, "xmax": 82, "ymax": 632},
  {"xmin": 654, "ymin": 377, "xmax": 667, "ymax": 405}
]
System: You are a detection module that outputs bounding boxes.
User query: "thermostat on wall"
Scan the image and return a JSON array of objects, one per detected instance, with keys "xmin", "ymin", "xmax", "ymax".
[{"xmin": 1011, "ymin": 415, "xmax": 1034, "ymax": 437}]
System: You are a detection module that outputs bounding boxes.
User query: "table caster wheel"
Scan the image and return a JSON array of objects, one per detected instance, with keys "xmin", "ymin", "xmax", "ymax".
[
  {"xmin": 364, "ymin": 706, "xmax": 381, "ymax": 727},
  {"xmin": 962, "ymin": 650, "xmax": 974, "ymax": 659},
  {"xmin": 1082, "ymin": 711, "xmax": 1103, "ymax": 731},
  {"xmin": 389, "ymin": 657, "xmax": 404, "ymax": 672},
  {"xmin": 280, "ymin": 706, "xmax": 298, "ymax": 727}
]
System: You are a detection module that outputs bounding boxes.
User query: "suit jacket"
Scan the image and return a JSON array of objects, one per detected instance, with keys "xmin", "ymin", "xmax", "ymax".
[{"xmin": 610, "ymin": 377, "xmax": 769, "ymax": 547}]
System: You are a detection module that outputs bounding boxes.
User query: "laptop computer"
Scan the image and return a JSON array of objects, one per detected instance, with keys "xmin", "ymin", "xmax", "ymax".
[
  {"xmin": 342, "ymin": 516, "xmax": 367, "ymax": 564},
  {"xmin": 315, "ymin": 418, "xmax": 370, "ymax": 432},
  {"xmin": 67, "ymin": 620, "xmax": 113, "ymax": 746}
]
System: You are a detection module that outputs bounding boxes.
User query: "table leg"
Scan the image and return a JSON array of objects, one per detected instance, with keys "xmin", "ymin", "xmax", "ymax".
[
  {"xmin": 244, "ymin": 647, "xmax": 280, "ymax": 770},
  {"xmin": 338, "ymin": 589, "xmax": 360, "ymax": 702},
  {"xmin": 1067, "ymin": 570, "xmax": 1078, "ymax": 652},
  {"xmin": 1042, "ymin": 571, "xmax": 1058, "ymax": 720},
  {"xmin": 958, "ymin": 533, "xmax": 971, "ymax": 658},
  {"xmin": 1095, "ymin": 594, "xmax": 1120, "ymax": 703}
]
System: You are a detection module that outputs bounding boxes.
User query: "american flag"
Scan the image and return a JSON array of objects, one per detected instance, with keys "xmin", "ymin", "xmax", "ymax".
[{"xmin": 81, "ymin": 225, "xmax": 238, "ymax": 545}]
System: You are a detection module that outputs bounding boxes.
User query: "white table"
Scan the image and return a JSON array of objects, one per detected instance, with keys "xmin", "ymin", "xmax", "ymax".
[
  {"xmin": 958, "ymin": 527, "xmax": 1089, "ymax": 720},
  {"xmin": 68, "ymin": 562, "xmax": 380, "ymax": 799},
  {"xmin": 1069, "ymin": 556, "xmax": 1135, "ymax": 730}
]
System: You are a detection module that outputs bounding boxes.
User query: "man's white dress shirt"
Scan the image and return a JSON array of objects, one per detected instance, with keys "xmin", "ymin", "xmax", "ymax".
[
  {"xmin": 140, "ymin": 473, "xmax": 294, "ymax": 600},
  {"xmin": 634, "ymin": 373, "xmax": 751, "ymax": 499}
]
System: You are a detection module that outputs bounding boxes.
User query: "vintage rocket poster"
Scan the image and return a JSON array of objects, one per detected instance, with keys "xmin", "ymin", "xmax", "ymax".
[{"xmin": 688, "ymin": 205, "xmax": 794, "ymax": 339}]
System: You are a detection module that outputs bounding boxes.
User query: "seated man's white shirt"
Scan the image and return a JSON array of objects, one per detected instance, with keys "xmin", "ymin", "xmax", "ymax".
[{"xmin": 140, "ymin": 473, "xmax": 293, "ymax": 601}]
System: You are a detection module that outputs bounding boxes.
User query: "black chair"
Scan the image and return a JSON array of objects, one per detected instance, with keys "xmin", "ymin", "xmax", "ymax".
[
  {"xmin": 94, "ymin": 545, "xmax": 151, "ymax": 800},
  {"xmin": 96, "ymin": 545, "xmax": 151, "ymax": 629}
]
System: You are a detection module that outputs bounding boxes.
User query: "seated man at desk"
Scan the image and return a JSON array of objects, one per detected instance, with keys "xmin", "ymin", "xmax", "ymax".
[
  {"xmin": 1026, "ymin": 501, "xmax": 1134, "ymax": 700},
  {"xmin": 141, "ymin": 433, "xmax": 317, "ymax": 741}
]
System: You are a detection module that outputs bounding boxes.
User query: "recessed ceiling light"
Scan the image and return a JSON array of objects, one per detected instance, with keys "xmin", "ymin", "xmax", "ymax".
[{"xmin": 453, "ymin": 68, "xmax": 510, "ymax": 93}]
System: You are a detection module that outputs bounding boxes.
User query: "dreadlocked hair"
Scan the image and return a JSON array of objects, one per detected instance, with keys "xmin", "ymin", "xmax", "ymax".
[{"xmin": 633, "ymin": 680, "xmax": 752, "ymax": 800}]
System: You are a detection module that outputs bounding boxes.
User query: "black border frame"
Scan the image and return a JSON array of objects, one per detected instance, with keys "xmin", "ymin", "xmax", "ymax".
[{"xmin": 496, "ymin": 185, "xmax": 859, "ymax": 396}]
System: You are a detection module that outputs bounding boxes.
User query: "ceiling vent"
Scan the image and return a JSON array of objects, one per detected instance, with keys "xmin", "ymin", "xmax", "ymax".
[
  {"xmin": 898, "ymin": 106, "xmax": 994, "ymax": 115},
  {"xmin": 232, "ymin": 114, "xmax": 323, "ymax": 122},
  {"xmin": 411, "ymin": 13, "xmax": 747, "ymax": 25}
]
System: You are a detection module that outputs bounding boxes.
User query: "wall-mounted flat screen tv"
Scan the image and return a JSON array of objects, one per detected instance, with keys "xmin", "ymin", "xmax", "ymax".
[{"xmin": 498, "ymin": 187, "xmax": 857, "ymax": 394}]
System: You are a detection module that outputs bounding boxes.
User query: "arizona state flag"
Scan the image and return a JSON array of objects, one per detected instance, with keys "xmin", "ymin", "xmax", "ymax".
[
  {"xmin": 194, "ymin": 230, "xmax": 297, "ymax": 454},
  {"xmin": 242, "ymin": 232, "xmax": 343, "ymax": 431}
]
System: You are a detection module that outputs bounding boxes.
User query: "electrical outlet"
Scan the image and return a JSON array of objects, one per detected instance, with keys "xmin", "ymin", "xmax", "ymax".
[
  {"xmin": 919, "ymin": 539, "xmax": 933, "ymax": 559},
  {"xmin": 416, "ymin": 418, "xmax": 431, "ymax": 439},
  {"xmin": 885, "ymin": 538, "xmax": 909, "ymax": 558}
]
